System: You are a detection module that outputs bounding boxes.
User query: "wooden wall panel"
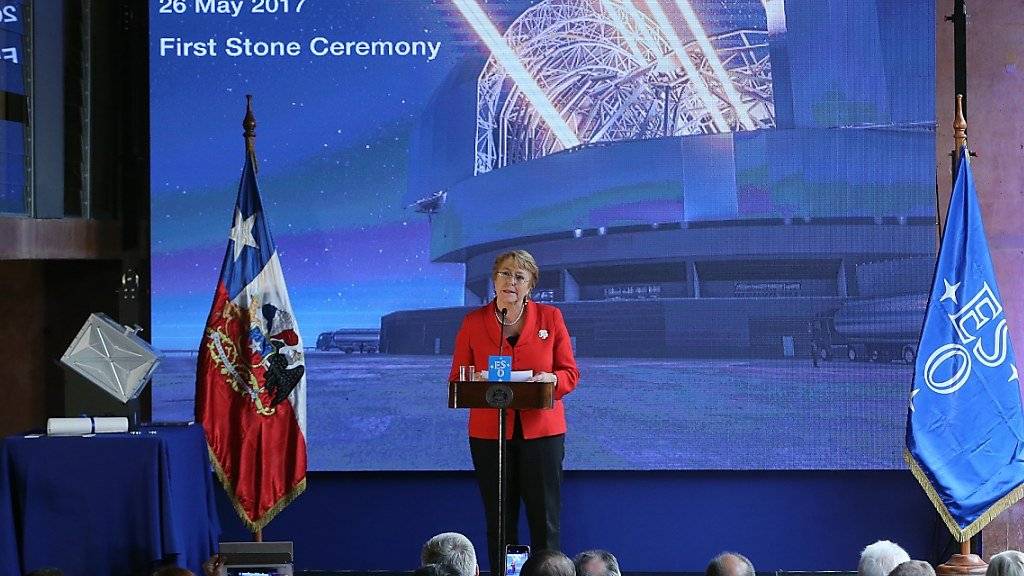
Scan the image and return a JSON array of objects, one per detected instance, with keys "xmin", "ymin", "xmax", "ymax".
[{"xmin": 0, "ymin": 261, "xmax": 47, "ymax": 436}]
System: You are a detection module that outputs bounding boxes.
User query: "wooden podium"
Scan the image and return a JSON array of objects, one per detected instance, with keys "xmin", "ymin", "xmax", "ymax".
[
  {"xmin": 449, "ymin": 380, "xmax": 555, "ymax": 574},
  {"xmin": 448, "ymin": 380, "xmax": 554, "ymax": 410}
]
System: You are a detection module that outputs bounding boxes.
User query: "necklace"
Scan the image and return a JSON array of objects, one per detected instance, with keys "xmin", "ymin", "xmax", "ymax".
[{"xmin": 495, "ymin": 303, "xmax": 525, "ymax": 326}]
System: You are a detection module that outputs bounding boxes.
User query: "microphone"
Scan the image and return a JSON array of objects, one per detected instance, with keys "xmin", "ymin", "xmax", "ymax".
[
  {"xmin": 498, "ymin": 307, "xmax": 508, "ymax": 357},
  {"xmin": 489, "ymin": 307, "xmax": 512, "ymax": 382}
]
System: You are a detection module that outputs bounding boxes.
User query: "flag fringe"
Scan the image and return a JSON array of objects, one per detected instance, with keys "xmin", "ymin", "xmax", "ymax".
[
  {"xmin": 904, "ymin": 448, "xmax": 1024, "ymax": 542},
  {"xmin": 207, "ymin": 443, "xmax": 308, "ymax": 533}
]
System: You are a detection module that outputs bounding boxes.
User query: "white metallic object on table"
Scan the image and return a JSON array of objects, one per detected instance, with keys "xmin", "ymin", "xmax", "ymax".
[{"xmin": 60, "ymin": 313, "xmax": 161, "ymax": 404}]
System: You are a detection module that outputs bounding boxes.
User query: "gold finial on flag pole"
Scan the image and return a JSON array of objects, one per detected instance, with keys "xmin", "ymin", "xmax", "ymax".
[
  {"xmin": 953, "ymin": 94, "xmax": 967, "ymax": 163},
  {"xmin": 244, "ymin": 94, "xmax": 257, "ymax": 172},
  {"xmin": 939, "ymin": 94, "xmax": 970, "ymax": 243}
]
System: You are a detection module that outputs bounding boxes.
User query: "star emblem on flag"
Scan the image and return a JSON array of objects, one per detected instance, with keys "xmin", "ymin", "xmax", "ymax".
[
  {"xmin": 940, "ymin": 278, "xmax": 960, "ymax": 304},
  {"xmin": 229, "ymin": 208, "xmax": 258, "ymax": 260}
]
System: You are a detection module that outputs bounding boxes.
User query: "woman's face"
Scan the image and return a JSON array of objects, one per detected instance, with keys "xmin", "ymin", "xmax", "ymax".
[{"xmin": 494, "ymin": 258, "xmax": 533, "ymax": 308}]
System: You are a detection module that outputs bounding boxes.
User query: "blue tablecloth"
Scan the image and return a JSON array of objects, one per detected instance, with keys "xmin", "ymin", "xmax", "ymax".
[{"xmin": 0, "ymin": 425, "xmax": 221, "ymax": 576}]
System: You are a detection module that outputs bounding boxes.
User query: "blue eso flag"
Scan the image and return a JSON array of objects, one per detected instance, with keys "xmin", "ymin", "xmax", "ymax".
[{"xmin": 906, "ymin": 150, "xmax": 1024, "ymax": 541}]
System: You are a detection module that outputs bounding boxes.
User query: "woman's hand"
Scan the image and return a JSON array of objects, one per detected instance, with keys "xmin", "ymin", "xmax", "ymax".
[{"xmin": 526, "ymin": 371, "xmax": 557, "ymax": 384}]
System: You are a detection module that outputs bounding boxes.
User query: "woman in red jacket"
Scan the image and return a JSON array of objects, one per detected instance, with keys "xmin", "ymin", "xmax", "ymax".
[{"xmin": 448, "ymin": 249, "xmax": 580, "ymax": 571}]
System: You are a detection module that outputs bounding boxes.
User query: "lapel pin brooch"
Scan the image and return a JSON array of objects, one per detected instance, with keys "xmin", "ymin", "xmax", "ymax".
[{"xmin": 538, "ymin": 329, "xmax": 549, "ymax": 340}]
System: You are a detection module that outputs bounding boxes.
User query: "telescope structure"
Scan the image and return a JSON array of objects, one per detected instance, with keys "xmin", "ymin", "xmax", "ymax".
[{"xmin": 385, "ymin": 0, "xmax": 936, "ymax": 358}]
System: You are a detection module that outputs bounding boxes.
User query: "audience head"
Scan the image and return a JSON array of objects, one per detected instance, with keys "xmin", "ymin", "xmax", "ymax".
[
  {"xmin": 987, "ymin": 551, "xmax": 1024, "ymax": 576},
  {"xmin": 421, "ymin": 532, "xmax": 479, "ymax": 576},
  {"xmin": 574, "ymin": 550, "xmax": 621, "ymax": 576},
  {"xmin": 25, "ymin": 570, "xmax": 64, "ymax": 576},
  {"xmin": 705, "ymin": 552, "xmax": 755, "ymax": 576},
  {"xmin": 889, "ymin": 560, "xmax": 935, "ymax": 576},
  {"xmin": 522, "ymin": 549, "xmax": 575, "ymax": 576},
  {"xmin": 858, "ymin": 540, "xmax": 911, "ymax": 576}
]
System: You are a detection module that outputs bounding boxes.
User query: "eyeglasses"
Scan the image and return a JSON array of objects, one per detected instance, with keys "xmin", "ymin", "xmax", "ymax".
[{"xmin": 496, "ymin": 270, "xmax": 530, "ymax": 284}]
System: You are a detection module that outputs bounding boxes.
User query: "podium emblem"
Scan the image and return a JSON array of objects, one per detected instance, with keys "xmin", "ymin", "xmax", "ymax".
[{"xmin": 485, "ymin": 384, "xmax": 514, "ymax": 408}]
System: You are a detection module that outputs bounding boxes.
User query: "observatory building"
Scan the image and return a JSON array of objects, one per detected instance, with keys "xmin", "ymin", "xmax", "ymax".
[{"xmin": 383, "ymin": 0, "xmax": 935, "ymax": 358}]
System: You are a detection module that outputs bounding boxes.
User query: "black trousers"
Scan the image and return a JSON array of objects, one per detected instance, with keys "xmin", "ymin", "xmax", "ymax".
[{"xmin": 469, "ymin": 420, "xmax": 565, "ymax": 573}]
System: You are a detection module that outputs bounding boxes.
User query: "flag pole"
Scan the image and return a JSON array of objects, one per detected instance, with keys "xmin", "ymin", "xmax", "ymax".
[
  {"xmin": 938, "ymin": 0, "xmax": 982, "ymax": 568},
  {"xmin": 931, "ymin": 92, "xmax": 985, "ymax": 576},
  {"xmin": 243, "ymin": 94, "xmax": 262, "ymax": 544},
  {"xmin": 935, "ymin": 1, "xmax": 984, "ymax": 568},
  {"xmin": 940, "ymin": 0, "xmax": 967, "ymax": 242}
]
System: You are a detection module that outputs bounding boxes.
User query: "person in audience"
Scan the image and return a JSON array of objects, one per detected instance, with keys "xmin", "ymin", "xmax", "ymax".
[
  {"xmin": 522, "ymin": 550, "xmax": 576, "ymax": 576},
  {"xmin": 858, "ymin": 540, "xmax": 911, "ymax": 576},
  {"xmin": 573, "ymin": 550, "xmax": 621, "ymax": 576},
  {"xmin": 421, "ymin": 532, "xmax": 480, "ymax": 576},
  {"xmin": 24, "ymin": 569, "xmax": 63, "ymax": 576},
  {"xmin": 889, "ymin": 560, "xmax": 935, "ymax": 576},
  {"xmin": 987, "ymin": 551, "xmax": 1024, "ymax": 576},
  {"xmin": 705, "ymin": 553, "xmax": 755, "ymax": 576}
]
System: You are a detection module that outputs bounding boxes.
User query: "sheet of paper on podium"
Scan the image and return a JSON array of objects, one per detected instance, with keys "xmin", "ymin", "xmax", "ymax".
[{"xmin": 475, "ymin": 370, "xmax": 534, "ymax": 382}]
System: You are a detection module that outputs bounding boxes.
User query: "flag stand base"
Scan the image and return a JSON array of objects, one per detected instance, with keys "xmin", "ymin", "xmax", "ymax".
[
  {"xmin": 219, "ymin": 541, "xmax": 294, "ymax": 575},
  {"xmin": 936, "ymin": 554, "xmax": 987, "ymax": 576}
]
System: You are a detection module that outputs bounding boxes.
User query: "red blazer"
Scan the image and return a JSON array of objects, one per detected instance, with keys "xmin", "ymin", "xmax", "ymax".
[{"xmin": 448, "ymin": 302, "xmax": 579, "ymax": 440}]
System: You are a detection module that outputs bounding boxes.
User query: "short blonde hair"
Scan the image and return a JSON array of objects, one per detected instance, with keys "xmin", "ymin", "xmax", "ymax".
[{"xmin": 492, "ymin": 250, "xmax": 539, "ymax": 291}]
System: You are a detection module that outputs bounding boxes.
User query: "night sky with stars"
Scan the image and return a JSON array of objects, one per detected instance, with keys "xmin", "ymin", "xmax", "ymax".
[{"xmin": 150, "ymin": 0, "xmax": 543, "ymax": 349}]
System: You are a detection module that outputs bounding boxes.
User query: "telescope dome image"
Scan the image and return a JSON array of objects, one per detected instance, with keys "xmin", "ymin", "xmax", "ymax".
[{"xmin": 386, "ymin": 0, "xmax": 935, "ymax": 360}]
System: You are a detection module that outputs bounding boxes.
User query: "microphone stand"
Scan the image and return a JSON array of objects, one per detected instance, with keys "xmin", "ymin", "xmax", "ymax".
[{"xmin": 496, "ymin": 306, "xmax": 508, "ymax": 576}]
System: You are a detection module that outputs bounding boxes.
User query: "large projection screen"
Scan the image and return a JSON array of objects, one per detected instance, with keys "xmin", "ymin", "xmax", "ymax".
[{"xmin": 150, "ymin": 0, "xmax": 936, "ymax": 471}]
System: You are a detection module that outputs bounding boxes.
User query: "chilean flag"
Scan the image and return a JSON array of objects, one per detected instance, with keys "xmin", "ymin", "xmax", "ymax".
[{"xmin": 195, "ymin": 152, "xmax": 307, "ymax": 532}]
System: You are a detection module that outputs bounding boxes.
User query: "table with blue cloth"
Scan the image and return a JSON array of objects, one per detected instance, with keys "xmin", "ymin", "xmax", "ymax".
[{"xmin": 0, "ymin": 424, "xmax": 221, "ymax": 576}]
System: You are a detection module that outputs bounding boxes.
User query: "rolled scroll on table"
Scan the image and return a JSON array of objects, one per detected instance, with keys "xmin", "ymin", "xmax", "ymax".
[{"xmin": 46, "ymin": 417, "xmax": 130, "ymax": 436}]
